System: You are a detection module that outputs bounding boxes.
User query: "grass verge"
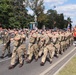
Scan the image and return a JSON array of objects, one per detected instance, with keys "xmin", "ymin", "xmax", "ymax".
[{"xmin": 57, "ymin": 55, "xmax": 76, "ymax": 75}]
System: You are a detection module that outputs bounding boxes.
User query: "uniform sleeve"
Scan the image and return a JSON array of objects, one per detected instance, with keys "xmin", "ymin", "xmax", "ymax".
[
  {"xmin": 33, "ymin": 33, "xmax": 37, "ymax": 37},
  {"xmin": 14, "ymin": 34, "xmax": 21, "ymax": 41},
  {"xmin": 21, "ymin": 34, "xmax": 26, "ymax": 38}
]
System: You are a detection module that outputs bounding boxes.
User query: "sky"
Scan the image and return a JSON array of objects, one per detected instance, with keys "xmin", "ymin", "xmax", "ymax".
[{"xmin": 27, "ymin": 0, "xmax": 76, "ymax": 27}]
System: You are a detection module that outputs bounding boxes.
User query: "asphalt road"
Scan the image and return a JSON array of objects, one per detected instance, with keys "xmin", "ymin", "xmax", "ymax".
[{"xmin": 0, "ymin": 40, "xmax": 76, "ymax": 75}]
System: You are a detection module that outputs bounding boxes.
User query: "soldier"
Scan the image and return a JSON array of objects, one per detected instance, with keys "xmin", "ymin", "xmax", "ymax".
[
  {"xmin": 65, "ymin": 31, "xmax": 70, "ymax": 48},
  {"xmin": 62, "ymin": 31, "xmax": 67, "ymax": 51},
  {"xmin": 52, "ymin": 31, "xmax": 60, "ymax": 57},
  {"xmin": 16, "ymin": 31, "xmax": 27, "ymax": 67},
  {"xmin": 0, "ymin": 30, "xmax": 11, "ymax": 58},
  {"xmin": 19, "ymin": 31, "xmax": 27, "ymax": 60},
  {"xmin": 40, "ymin": 30, "xmax": 55, "ymax": 66},
  {"xmin": 26, "ymin": 30, "xmax": 39, "ymax": 63},
  {"xmin": 8, "ymin": 30, "xmax": 23, "ymax": 69},
  {"xmin": 58, "ymin": 31, "xmax": 64, "ymax": 54},
  {"xmin": 38, "ymin": 31, "xmax": 45, "ymax": 57},
  {"xmin": 1, "ymin": 30, "xmax": 5, "ymax": 44},
  {"xmin": 69, "ymin": 32, "xmax": 73, "ymax": 45}
]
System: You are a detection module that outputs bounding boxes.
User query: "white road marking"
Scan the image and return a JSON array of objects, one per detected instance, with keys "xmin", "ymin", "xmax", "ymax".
[
  {"xmin": 39, "ymin": 47, "xmax": 76, "ymax": 75},
  {"xmin": 53, "ymin": 49, "xmax": 76, "ymax": 75},
  {"xmin": 0, "ymin": 58, "xmax": 11, "ymax": 63}
]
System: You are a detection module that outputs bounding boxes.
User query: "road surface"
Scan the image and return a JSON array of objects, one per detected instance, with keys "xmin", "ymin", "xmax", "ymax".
[{"xmin": 0, "ymin": 41, "xmax": 76, "ymax": 75}]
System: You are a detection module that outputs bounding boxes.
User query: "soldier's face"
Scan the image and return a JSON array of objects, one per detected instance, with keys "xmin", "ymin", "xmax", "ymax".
[
  {"xmin": 5, "ymin": 32, "xmax": 7, "ymax": 34},
  {"xmin": 42, "ymin": 31, "xmax": 44, "ymax": 34},
  {"xmin": 36, "ymin": 31, "xmax": 38, "ymax": 34},
  {"xmin": 47, "ymin": 31, "xmax": 50, "ymax": 34},
  {"xmin": 53, "ymin": 32, "xmax": 56, "ymax": 35},
  {"xmin": 21, "ymin": 32, "xmax": 24, "ymax": 34},
  {"xmin": 14, "ymin": 31, "xmax": 18, "ymax": 34}
]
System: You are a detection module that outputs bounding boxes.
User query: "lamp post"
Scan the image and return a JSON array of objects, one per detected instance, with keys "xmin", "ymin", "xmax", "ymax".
[
  {"xmin": 34, "ymin": 14, "xmax": 38, "ymax": 26},
  {"xmin": 34, "ymin": 15, "xmax": 37, "ymax": 23}
]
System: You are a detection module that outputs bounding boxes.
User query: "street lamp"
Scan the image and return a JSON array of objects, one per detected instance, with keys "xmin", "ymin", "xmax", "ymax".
[
  {"xmin": 34, "ymin": 15, "xmax": 37, "ymax": 23},
  {"xmin": 34, "ymin": 14, "xmax": 38, "ymax": 27}
]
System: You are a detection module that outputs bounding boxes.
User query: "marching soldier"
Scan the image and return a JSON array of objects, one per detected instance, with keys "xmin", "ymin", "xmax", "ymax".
[
  {"xmin": 38, "ymin": 31, "xmax": 46, "ymax": 57},
  {"xmin": 65, "ymin": 31, "xmax": 70, "ymax": 48},
  {"xmin": 17, "ymin": 31, "xmax": 27, "ymax": 67},
  {"xmin": 69, "ymin": 32, "xmax": 73, "ymax": 45},
  {"xmin": 62, "ymin": 32, "xmax": 66, "ymax": 51},
  {"xmin": 1, "ymin": 30, "xmax": 5, "ymax": 44},
  {"xmin": 8, "ymin": 30, "xmax": 23, "ymax": 69},
  {"xmin": 52, "ymin": 31, "xmax": 60, "ymax": 57},
  {"xmin": 40, "ymin": 30, "xmax": 55, "ymax": 66},
  {"xmin": 26, "ymin": 30, "xmax": 38, "ymax": 63},
  {"xmin": 59, "ymin": 31, "xmax": 65, "ymax": 54},
  {"xmin": 0, "ymin": 30, "xmax": 11, "ymax": 58}
]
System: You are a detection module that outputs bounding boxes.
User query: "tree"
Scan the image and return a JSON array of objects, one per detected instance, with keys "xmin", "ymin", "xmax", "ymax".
[
  {"xmin": 56, "ymin": 13, "xmax": 65, "ymax": 29},
  {"xmin": 28, "ymin": 0, "xmax": 45, "ymax": 28},
  {"xmin": 10, "ymin": 0, "xmax": 28, "ymax": 29},
  {"xmin": 46, "ymin": 9, "xmax": 57, "ymax": 28},
  {"xmin": 46, "ymin": 9, "xmax": 68, "ymax": 29},
  {"xmin": 0, "ymin": 0, "xmax": 29, "ymax": 29},
  {"xmin": 67, "ymin": 17, "xmax": 72, "ymax": 23},
  {"xmin": 0, "ymin": 0, "xmax": 12, "ymax": 28}
]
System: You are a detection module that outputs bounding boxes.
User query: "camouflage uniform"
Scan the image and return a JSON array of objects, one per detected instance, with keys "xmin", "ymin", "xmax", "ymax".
[
  {"xmin": 59, "ymin": 32, "xmax": 65, "ymax": 54},
  {"xmin": 19, "ymin": 31, "xmax": 27, "ymax": 59},
  {"xmin": 9, "ymin": 30, "xmax": 22, "ymax": 69},
  {"xmin": 0, "ymin": 31, "xmax": 11, "ymax": 58},
  {"xmin": 65, "ymin": 31, "xmax": 70, "ymax": 48},
  {"xmin": 53, "ymin": 32, "xmax": 60, "ymax": 57},
  {"xmin": 38, "ymin": 32, "xmax": 45, "ymax": 57},
  {"xmin": 40, "ymin": 31, "xmax": 55, "ymax": 65},
  {"xmin": 26, "ymin": 30, "xmax": 38, "ymax": 62}
]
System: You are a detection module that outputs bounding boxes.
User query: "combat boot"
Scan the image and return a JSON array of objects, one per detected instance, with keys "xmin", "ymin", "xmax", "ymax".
[
  {"xmin": 40, "ymin": 62, "xmax": 45, "ymax": 66},
  {"xmin": 7, "ymin": 53, "xmax": 12, "ymax": 57},
  {"xmin": 8, "ymin": 65, "xmax": 15, "ymax": 69},
  {"xmin": 19, "ymin": 60, "xmax": 24, "ymax": 68},
  {"xmin": 0, "ymin": 54, "xmax": 4, "ymax": 59},
  {"xmin": 26, "ymin": 59, "xmax": 31, "ymax": 63}
]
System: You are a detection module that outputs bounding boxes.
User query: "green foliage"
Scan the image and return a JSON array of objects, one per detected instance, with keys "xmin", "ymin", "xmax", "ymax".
[
  {"xmin": 45, "ymin": 9, "xmax": 70, "ymax": 29},
  {"xmin": 0, "ymin": 0, "xmax": 72, "ymax": 29},
  {"xmin": 28, "ymin": 0, "xmax": 45, "ymax": 28},
  {"xmin": 0, "ymin": 0, "xmax": 32, "ymax": 29}
]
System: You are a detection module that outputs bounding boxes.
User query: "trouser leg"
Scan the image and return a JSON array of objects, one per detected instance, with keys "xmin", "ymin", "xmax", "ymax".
[
  {"xmin": 2, "ymin": 44, "xmax": 7, "ymax": 56},
  {"xmin": 7, "ymin": 45, "xmax": 11, "ymax": 54},
  {"xmin": 49, "ymin": 47, "xmax": 55, "ymax": 62},
  {"xmin": 27, "ymin": 43, "xmax": 32, "ymax": 55},
  {"xmin": 17, "ymin": 47, "xmax": 23, "ymax": 64},
  {"xmin": 33, "ymin": 44, "xmax": 39, "ymax": 60},
  {"xmin": 38, "ymin": 47, "xmax": 44, "ymax": 57},
  {"xmin": 28, "ymin": 45, "xmax": 34, "ymax": 60},
  {"xmin": 41, "ymin": 47, "xmax": 48, "ymax": 63},
  {"xmin": 10, "ymin": 47, "xmax": 17, "ymax": 65}
]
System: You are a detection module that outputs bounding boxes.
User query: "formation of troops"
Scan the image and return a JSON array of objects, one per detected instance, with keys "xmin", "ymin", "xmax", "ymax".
[{"xmin": 0, "ymin": 28, "xmax": 74, "ymax": 70}]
